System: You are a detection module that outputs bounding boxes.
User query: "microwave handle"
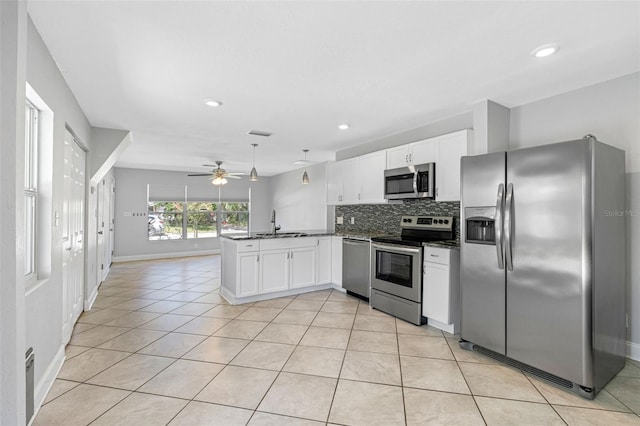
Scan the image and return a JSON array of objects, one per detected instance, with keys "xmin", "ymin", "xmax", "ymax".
[{"xmin": 412, "ymin": 171, "xmax": 418, "ymax": 196}]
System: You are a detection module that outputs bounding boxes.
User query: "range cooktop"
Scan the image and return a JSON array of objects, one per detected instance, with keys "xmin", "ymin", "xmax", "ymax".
[{"xmin": 370, "ymin": 215, "xmax": 456, "ymax": 247}]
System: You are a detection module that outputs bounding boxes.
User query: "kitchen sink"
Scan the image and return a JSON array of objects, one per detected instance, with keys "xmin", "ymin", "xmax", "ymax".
[{"xmin": 254, "ymin": 232, "xmax": 309, "ymax": 238}]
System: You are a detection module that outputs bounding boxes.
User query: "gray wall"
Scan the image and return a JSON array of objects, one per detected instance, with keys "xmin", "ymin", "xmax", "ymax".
[
  {"xmin": 113, "ymin": 167, "xmax": 272, "ymax": 259},
  {"xmin": 509, "ymin": 72, "xmax": 640, "ymax": 351},
  {"xmin": 269, "ymin": 162, "xmax": 330, "ymax": 232},
  {"xmin": 24, "ymin": 16, "xmax": 94, "ymax": 405}
]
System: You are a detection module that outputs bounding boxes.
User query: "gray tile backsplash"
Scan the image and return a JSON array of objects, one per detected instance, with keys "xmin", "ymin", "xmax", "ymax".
[{"xmin": 335, "ymin": 199, "xmax": 461, "ymax": 239}]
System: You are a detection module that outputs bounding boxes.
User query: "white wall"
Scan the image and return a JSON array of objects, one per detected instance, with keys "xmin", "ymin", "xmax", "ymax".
[
  {"xmin": 0, "ymin": 1, "xmax": 28, "ymax": 423},
  {"xmin": 509, "ymin": 72, "xmax": 640, "ymax": 355},
  {"xmin": 269, "ymin": 162, "xmax": 330, "ymax": 232},
  {"xmin": 336, "ymin": 112, "xmax": 473, "ymax": 161},
  {"xmin": 113, "ymin": 167, "xmax": 272, "ymax": 260}
]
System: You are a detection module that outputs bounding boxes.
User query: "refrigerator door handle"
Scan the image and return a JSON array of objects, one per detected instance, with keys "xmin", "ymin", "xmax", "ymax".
[
  {"xmin": 504, "ymin": 183, "xmax": 514, "ymax": 271},
  {"xmin": 495, "ymin": 183, "xmax": 505, "ymax": 269}
]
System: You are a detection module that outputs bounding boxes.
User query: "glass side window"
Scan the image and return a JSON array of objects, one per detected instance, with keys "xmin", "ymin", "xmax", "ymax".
[{"xmin": 24, "ymin": 101, "xmax": 38, "ymax": 280}]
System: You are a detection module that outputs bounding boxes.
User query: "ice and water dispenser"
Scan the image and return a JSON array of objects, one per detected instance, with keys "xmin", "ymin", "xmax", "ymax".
[{"xmin": 465, "ymin": 207, "xmax": 497, "ymax": 245}]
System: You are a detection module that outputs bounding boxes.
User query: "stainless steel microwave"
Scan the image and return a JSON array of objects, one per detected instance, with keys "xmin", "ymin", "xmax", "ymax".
[{"xmin": 384, "ymin": 163, "xmax": 435, "ymax": 200}]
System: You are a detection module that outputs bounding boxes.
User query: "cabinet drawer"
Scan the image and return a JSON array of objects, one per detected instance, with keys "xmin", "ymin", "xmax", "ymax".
[
  {"xmin": 236, "ymin": 241, "xmax": 260, "ymax": 252},
  {"xmin": 423, "ymin": 247, "xmax": 450, "ymax": 265}
]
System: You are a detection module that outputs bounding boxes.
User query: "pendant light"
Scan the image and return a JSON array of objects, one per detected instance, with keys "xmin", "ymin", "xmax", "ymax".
[
  {"xmin": 249, "ymin": 143, "xmax": 258, "ymax": 182},
  {"xmin": 301, "ymin": 149, "xmax": 310, "ymax": 184}
]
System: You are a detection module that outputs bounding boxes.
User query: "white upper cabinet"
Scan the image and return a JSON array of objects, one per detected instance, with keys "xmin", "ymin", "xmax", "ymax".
[
  {"xmin": 433, "ymin": 130, "xmax": 471, "ymax": 201},
  {"xmin": 326, "ymin": 161, "xmax": 345, "ymax": 205},
  {"xmin": 386, "ymin": 138, "xmax": 437, "ymax": 169},
  {"xmin": 327, "ymin": 150, "xmax": 387, "ymax": 205}
]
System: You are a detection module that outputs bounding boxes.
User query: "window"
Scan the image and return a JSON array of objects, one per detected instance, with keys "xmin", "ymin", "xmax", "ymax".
[
  {"xmin": 220, "ymin": 202, "xmax": 249, "ymax": 236},
  {"xmin": 187, "ymin": 202, "xmax": 217, "ymax": 238},
  {"xmin": 24, "ymin": 101, "xmax": 38, "ymax": 280},
  {"xmin": 148, "ymin": 201, "xmax": 184, "ymax": 240},
  {"xmin": 148, "ymin": 198, "xmax": 249, "ymax": 240}
]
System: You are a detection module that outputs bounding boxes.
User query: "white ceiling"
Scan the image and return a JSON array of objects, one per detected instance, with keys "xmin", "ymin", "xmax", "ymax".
[{"xmin": 28, "ymin": 1, "xmax": 639, "ymax": 177}]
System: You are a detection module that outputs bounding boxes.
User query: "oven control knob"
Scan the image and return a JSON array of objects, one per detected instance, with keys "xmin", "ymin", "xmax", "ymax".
[{"xmin": 444, "ymin": 219, "xmax": 449, "ymax": 224}]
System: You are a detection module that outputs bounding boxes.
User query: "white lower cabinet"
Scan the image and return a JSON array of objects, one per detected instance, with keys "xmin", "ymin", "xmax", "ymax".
[
  {"xmin": 290, "ymin": 247, "xmax": 316, "ymax": 289},
  {"xmin": 422, "ymin": 246, "xmax": 460, "ymax": 334},
  {"xmin": 222, "ymin": 236, "xmax": 335, "ymax": 303},
  {"xmin": 237, "ymin": 252, "xmax": 260, "ymax": 297},
  {"xmin": 316, "ymin": 237, "xmax": 332, "ymax": 285},
  {"xmin": 260, "ymin": 249, "xmax": 289, "ymax": 294},
  {"xmin": 331, "ymin": 236, "xmax": 343, "ymax": 287}
]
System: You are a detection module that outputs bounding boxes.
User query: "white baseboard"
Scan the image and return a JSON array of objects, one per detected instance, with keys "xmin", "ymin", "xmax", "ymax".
[
  {"xmin": 221, "ymin": 284, "xmax": 335, "ymax": 305},
  {"xmin": 84, "ymin": 285, "xmax": 99, "ymax": 311},
  {"xmin": 113, "ymin": 249, "xmax": 220, "ymax": 263},
  {"xmin": 427, "ymin": 318, "xmax": 458, "ymax": 335},
  {"xmin": 627, "ymin": 340, "xmax": 640, "ymax": 361},
  {"xmin": 30, "ymin": 345, "xmax": 65, "ymax": 425}
]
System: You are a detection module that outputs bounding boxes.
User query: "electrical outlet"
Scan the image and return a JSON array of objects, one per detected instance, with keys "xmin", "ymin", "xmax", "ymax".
[
  {"xmin": 336, "ymin": 216, "xmax": 344, "ymax": 225},
  {"xmin": 350, "ymin": 217, "xmax": 355, "ymax": 225}
]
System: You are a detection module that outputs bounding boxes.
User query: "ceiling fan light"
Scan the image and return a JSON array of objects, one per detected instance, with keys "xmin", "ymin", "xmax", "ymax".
[
  {"xmin": 211, "ymin": 176, "xmax": 227, "ymax": 185},
  {"xmin": 302, "ymin": 170, "xmax": 310, "ymax": 185}
]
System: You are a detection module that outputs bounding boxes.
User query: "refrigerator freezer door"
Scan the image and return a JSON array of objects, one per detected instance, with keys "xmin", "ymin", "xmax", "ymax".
[
  {"xmin": 460, "ymin": 152, "xmax": 507, "ymax": 354},
  {"xmin": 505, "ymin": 139, "xmax": 591, "ymax": 386}
]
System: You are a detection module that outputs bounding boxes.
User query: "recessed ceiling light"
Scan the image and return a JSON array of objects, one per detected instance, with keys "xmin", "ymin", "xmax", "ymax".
[
  {"xmin": 204, "ymin": 99, "xmax": 222, "ymax": 107},
  {"xmin": 338, "ymin": 124, "xmax": 350, "ymax": 130},
  {"xmin": 531, "ymin": 44, "xmax": 559, "ymax": 58}
]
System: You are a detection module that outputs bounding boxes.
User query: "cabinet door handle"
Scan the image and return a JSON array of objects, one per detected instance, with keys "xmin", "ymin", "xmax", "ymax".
[
  {"xmin": 405, "ymin": 154, "xmax": 409, "ymax": 163},
  {"xmin": 287, "ymin": 252, "xmax": 290, "ymax": 259},
  {"xmin": 430, "ymin": 254, "xmax": 439, "ymax": 258},
  {"xmin": 358, "ymin": 193, "xmax": 361, "ymax": 200},
  {"xmin": 290, "ymin": 252, "xmax": 293, "ymax": 259},
  {"xmin": 257, "ymin": 254, "xmax": 259, "ymax": 262},
  {"xmin": 409, "ymin": 153, "xmax": 412, "ymax": 163}
]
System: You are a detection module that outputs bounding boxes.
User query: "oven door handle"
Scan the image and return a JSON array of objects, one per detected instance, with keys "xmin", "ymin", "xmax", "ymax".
[{"xmin": 371, "ymin": 243, "xmax": 421, "ymax": 255}]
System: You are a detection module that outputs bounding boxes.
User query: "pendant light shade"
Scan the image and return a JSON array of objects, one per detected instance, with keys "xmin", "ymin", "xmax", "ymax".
[
  {"xmin": 301, "ymin": 149, "xmax": 310, "ymax": 184},
  {"xmin": 250, "ymin": 144, "xmax": 259, "ymax": 182}
]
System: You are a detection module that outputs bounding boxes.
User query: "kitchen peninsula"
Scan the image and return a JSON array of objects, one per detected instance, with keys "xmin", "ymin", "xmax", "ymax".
[{"xmin": 221, "ymin": 233, "xmax": 339, "ymax": 304}]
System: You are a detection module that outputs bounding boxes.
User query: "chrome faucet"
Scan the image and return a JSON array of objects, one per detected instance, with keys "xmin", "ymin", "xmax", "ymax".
[{"xmin": 271, "ymin": 209, "xmax": 281, "ymax": 235}]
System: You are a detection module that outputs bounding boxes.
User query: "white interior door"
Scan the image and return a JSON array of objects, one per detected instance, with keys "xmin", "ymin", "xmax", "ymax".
[
  {"xmin": 96, "ymin": 179, "xmax": 105, "ymax": 284},
  {"xmin": 107, "ymin": 176, "xmax": 115, "ymax": 268},
  {"xmin": 62, "ymin": 130, "xmax": 86, "ymax": 344}
]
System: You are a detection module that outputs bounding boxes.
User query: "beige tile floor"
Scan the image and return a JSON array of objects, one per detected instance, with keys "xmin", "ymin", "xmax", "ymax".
[{"xmin": 36, "ymin": 255, "xmax": 640, "ymax": 426}]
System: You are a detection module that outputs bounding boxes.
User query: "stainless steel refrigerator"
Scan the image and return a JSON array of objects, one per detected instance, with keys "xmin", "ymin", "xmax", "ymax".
[{"xmin": 460, "ymin": 136, "xmax": 626, "ymax": 398}]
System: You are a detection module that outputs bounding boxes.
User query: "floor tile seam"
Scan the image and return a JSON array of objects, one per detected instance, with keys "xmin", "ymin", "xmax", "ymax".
[
  {"xmin": 398, "ymin": 352, "xmax": 458, "ymax": 363},
  {"xmin": 444, "ymin": 338, "xmax": 487, "ymax": 424},
  {"xmin": 326, "ymin": 313, "xmax": 356, "ymax": 424},
  {"xmin": 99, "ymin": 328, "xmax": 170, "ymax": 353},
  {"xmin": 78, "ymin": 351, "xmax": 180, "ymax": 388},
  {"xmin": 40, "ymin": 379, "xmax": 84, "ymax": 407},
  {"xmin": 252, "ymin": 409, "xmax": 333, "ymax": 424},
  {"xmin": 63, "ymin": 386, "xmax": 134, "ymax": 426},
  {"xmin": 549, "ymin": 401, "xmax": 638, "ymax": 415}
]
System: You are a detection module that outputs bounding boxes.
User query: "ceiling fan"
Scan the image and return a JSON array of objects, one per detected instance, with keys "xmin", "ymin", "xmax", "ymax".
[{"xmin": 187, "ymin": 161, "xmax": 244, "ymax": 185}]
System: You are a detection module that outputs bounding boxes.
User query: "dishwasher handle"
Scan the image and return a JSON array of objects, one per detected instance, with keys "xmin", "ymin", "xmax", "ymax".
[{"xmin": 343, "ymin": 238, "xmax": 369, "ymax": 246}]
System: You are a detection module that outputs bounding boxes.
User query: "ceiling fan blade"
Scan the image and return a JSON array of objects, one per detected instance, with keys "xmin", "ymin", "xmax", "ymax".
[
  {"xmin": 228, "ymin": 172, "xmax": 246, "ymax": 176},
  {"xmin": 188, "ymin": 173, "xmax": 214, "ymax": 176},
  {"xmin": 226, "ymin": 175, "xmax": 242, "ymax": 179},
  {"xmin": 202, "ymin": 164, "xmax": 218, "ymax": 168}
]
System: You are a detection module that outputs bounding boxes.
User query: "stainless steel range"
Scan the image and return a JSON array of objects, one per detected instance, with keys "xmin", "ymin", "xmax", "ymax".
[{"xmin": 370, "ymin": 215, "xmax": 455, "ymax": 325}]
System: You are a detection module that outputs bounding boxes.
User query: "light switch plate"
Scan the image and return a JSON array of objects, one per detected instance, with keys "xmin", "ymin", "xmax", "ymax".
[{"xmin": 350, "ymin": 217, "xmax": 355, "ymax": 225}]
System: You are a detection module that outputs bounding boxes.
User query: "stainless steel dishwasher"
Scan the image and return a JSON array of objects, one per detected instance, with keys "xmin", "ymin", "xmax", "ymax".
[{"xmin": 342, "ymin": 238, "xmax": 370, "ymax": 300}]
